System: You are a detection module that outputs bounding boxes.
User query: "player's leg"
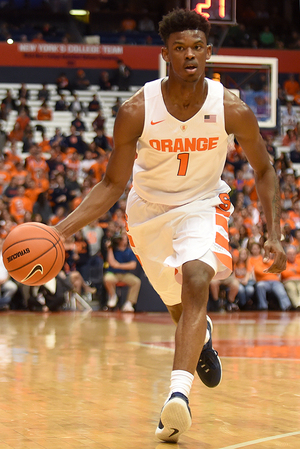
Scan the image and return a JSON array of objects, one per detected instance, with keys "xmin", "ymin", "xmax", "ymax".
[{"xmin": 156, "ymin": 260, "xmax": 215, "ymax": 443}]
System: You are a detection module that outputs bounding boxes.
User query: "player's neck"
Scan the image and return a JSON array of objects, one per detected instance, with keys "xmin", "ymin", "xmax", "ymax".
[{"xmin": 162, "ymin": 76, "xmax": 208, "ymax": 120}]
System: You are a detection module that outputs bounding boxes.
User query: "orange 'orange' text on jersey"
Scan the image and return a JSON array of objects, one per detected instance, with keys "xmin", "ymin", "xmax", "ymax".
[{"xmin": 133, "ymin": 78, "xmax": 229, "ymax": 205}]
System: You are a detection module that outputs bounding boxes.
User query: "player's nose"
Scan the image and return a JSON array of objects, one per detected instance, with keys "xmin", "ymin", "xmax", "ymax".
[{"xmin": 185, "ymin": 47, "xmax": 195, "ymax": 58}]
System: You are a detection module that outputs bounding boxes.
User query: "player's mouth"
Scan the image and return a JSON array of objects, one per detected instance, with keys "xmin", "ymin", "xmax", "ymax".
[{"xmin": 184, "ymin": 64, "xmax": 197, "ymax": 74}]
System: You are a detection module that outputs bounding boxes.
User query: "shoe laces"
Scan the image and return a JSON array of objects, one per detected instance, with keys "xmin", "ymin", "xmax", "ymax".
[{"xmin": 199, "ymin": 349, "xmax": 219, "ymax": 371}]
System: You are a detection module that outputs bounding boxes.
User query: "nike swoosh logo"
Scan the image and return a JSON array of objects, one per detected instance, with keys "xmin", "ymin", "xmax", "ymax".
[
  {"xmin": 22, "ymin": 264, "xmax": 44, "ymax": 282},
  {"xmin": 151, "ymin": 120, "xmax": 165, "ymax": 125},
  {"xmin": 169, "ymin": 428, "xmax": 179, "ymax": 437}
]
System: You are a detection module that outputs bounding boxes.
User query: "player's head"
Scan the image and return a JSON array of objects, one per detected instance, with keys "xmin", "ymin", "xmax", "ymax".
[{"xmin": 159, "ymin": 8, "xmax": 211, "ymax": 46}]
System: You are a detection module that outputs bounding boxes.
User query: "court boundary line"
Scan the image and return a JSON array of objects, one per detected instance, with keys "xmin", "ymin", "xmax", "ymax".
[{"xmin": 218, "ymin": 430, "xmax": 300, "ymax": 448}]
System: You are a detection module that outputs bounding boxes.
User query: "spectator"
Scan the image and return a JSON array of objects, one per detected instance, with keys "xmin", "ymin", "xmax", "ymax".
[
  {"xmin": 56, "ymin": 72, "xmax": 70, "ymax": 93},
  {"xmin": 99, "ymin": 70, "xmax": 112, "ymax": 91},
  {"xmin": 89, "ymin": 152, "xmax": 107, "ymax": 184},
  {"xmin": 73, "ymin": 69, "xmax": 90, "ymax": 91},
  {"xmin": 115, "ymin": 59, "xmax": 132, "ymax": 91},
  {"xmin": 0, "ymin": 238, "xmax": 18, "ymax": 309},
  {"xmin": 38, "ymin": 131, "xmax": 51, "ymax": 153},
  {"xmin": 28, "ymin": 271, "xmax": 73, "ymax": 312},
  {"xmin": 31, "ymin": 32, "xmax": 46, "ymax": 43},
  {"xmin": 282, "ymin": 128, "xmax": 297, "ymax": 146},
  {"xmin": 0, "ymin": 158, "xmax": 12, "ymax": 194},
  {"xmin": 51, "ymin": 173, "xmax": 71, "ymax": 213},
  {"xmin": 18, "ymin": 83, "xmax": 29, "ymax": 101},
  {"xmin": 15, "ymin": 108, "xmax": 31, "ymax": 132},
  {"xmin": 2, "ymin": 176, "xmax": 19, "ymax": 203},
  {"xmin": 37, "ymin": 101, "xmax": 53, "ymax": 121},
  {"xmin": 69, "ymin": 94, "xmax": 84, "ymax": 116},
  {"xmin": 121, "ymin": 15, "xmax": 137, "ymax": 32},
  {"xmin": 290, "ymin": 137, "xmax": 300, "ymax": 163},
  {"xmin": 104, "ymin": 230, "xmax": 141, "ymax": 312},
  {"xmin": 77, "ymin": 149, "xmax": 95, "ymax": 183},
  {"xmin": 72, "ymin": 230, "xmax": 92, "ymax": 281},
  {"xmin": 234, "ymin": 247, "xmax": 255, "ymax": 309},
  {"xmin": 93, "ymin": 127, "xmax": 112, "ymax": 154},
  {"xmin": 25, "ymin": 146, "xmax": 49, "ymax": 180},
  {"xmin": 88, "ymin": 94, "xmax": 101, "ymax": 112},
  {"xmin": 209, "ymin": 274, "xmax": 240, "ymax": 312},
  {"xmin": 281, "ymin": 102, "xmax": 298, "ymax": 131},
  {"xmin": 138, "ymin": 14, "xmax": 155, "ymax": 32},
  {"xmin": 49, "ymin": 127, "xmax": 65, "ymax": 147},
  {"xmin": 82, "ymin": 219, "xmax": 104, "ymax": 258},
  {"xmin": 112, "ymin": 97, "xmax": 122, "ymax": 117},
  {"xmin": 8, "ymin": 122, "xmax": 24, "ymax": 142},
  {"xmin": 38, "ymin": 83, "xmax": 50, "ymax": 102},
  {"xmin": 283, "ymin": 74, "xmax": 300, "ymax": 101},
  {"xmin": 9, "ymin": 185, "xmax": 33, "ymax": 223},
  {"xmin": 92, "ymin": 110, "xmax": 105, "ymax": 131},
  {"xmin": 55, "ymin": 94, "xmax": 69, "ymax": 111},
  {"xmin": 10, "ymin": 161, "xmax": 28, "ymax": 186},
  {"xmin": 1, "ymin": 90, "xmax": 17, "ymax": 120},
  {"xmin": 248, "ymin": 241, "xmax": 291, "ymax": 310},
  {"xmin": 259, "ymin": 26, "xmax": 275, "ymax": 48},
  {"xmin": 64, "ymin": 168, "xmax": 81, "ymax": 196},
  {"xmin": 281, "ymin": 245, "xmax": 300, "ymax": 309},
  {"xmin": 63, "ymin": 125, "xmax": 88, "ymax": 156},
  {"xmin": 71, "ymin": 112, "xmax": 87, "ymax": 132},
  {"xmin": 32, "ymin": 191, "xmax": 52, "ymax": 224}
]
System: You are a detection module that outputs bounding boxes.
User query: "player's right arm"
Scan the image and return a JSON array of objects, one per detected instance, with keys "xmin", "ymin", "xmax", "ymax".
[{"xmin": 55, "ymin": 90, "xmax": 145, "ymax": 239}]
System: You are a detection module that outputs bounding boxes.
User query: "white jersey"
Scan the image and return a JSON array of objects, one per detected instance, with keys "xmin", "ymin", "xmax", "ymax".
[{"xmin": 133, "ymin": 77, "xmax": 230, "ymax": 205}]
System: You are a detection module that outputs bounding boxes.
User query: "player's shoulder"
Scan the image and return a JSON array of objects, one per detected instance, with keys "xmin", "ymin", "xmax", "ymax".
[{"xmin": 118, "ymin": 87, "xmax": 145, "ymax": 119}]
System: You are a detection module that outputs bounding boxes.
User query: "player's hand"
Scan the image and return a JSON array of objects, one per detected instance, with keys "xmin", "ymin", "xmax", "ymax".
[{"xmin": 263, "ymin": 239, "xmax": 286, "ymax": 273}]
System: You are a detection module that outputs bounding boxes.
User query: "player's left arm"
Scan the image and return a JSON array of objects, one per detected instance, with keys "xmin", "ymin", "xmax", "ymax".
[{"xmin": 224, "ymin": 89, "xmax": 286, "ymax": 273}]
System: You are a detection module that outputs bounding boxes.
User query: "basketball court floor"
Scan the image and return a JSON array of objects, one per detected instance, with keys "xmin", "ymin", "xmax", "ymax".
[{"xmin": 0, "ymin": 310, "xmax": 299, "ymax": 449}]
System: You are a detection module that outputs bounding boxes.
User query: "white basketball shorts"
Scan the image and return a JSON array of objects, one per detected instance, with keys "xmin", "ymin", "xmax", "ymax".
[{"xmin": 126, "ymin": 188, "xmax": 233, "ymax": 306}]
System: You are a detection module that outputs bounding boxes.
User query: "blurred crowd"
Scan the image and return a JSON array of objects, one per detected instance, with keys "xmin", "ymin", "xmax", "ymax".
[{"xmin": 0, "ymin": 73, "xmax": 300, "ymax": 313}]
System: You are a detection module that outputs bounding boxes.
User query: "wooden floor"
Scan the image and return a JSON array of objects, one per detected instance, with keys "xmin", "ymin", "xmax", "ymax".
[{"xmin": 0, "ymin": 310, "xmax": 299, "ymax": 449}]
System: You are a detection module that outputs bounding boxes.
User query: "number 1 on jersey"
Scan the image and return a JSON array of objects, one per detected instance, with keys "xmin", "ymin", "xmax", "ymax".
[{"xmin": 177, "ymin": 153, "xmax": 189, "ymax": 176}]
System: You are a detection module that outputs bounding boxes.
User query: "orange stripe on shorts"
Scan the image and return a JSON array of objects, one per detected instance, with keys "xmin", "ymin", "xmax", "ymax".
[
  {"xmin": 215, "ymin": 206, "xmax": 230, "ymax": 217},
  {"xmin": 127, "ymin": 233, "xmax": 135, "ymax": 247},
  {"xmin": 135, "ymin": 254, "xmax": 142, "ymax": 266},
  {"xmin": 215, "ymin": 231, "xmax": 229, "ymax": 251},
  {"xmin": 213, "ymin": 251, "xmax": 232, "ymax": 270},
  {"xmin": 216, "ymin": 213, "xmax": 228, "ymax": 233}
]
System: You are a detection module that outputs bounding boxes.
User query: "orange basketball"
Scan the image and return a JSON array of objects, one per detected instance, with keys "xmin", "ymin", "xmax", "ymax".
[{"xmin": 2, "ymin": 222, "xmax": 65, "ymax": 286}]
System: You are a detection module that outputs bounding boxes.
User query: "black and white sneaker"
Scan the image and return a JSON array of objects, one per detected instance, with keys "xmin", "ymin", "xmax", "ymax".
[
  {"xmin": 155, "ymin": 392, "xmax": 192, "ymax": 443},
  {"xmin": 196, "ymin": 316, "xmax": 222, "ymax": 388}
]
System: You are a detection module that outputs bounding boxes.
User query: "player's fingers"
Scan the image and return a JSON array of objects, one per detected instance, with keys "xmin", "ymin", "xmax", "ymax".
[{"xmin": 264, "ymin": 253, "xmax": 286, "ymax": 273}]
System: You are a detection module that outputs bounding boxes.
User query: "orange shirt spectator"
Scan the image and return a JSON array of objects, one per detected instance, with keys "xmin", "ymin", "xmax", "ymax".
[
  {"xmin": 9, "ymin": 186, "xmax": 33, "ymax": 223},
  {"xmin": 38, "ymin": 135, "xmax": 51, "ymax": 153},
  {"xmin": 9, "ymin": 122, "xmax": 24, "ymax": 142},
  {"xmin": 10, "ymin": 163, "xmax": 28, "ymax": 186},
  {"xmin": 26, "ymin": 152, "xmax": 49, "ymax": 179},
  {"xmin": 16, "ymin": 110, "xmax": 30, "ymax": 131},
  {"xmin": 37, "ymin": 102, "xmax": 53, "ymax": 121},
  {"xmin": 89, "ymin": 157, "xmax": 107, "ymax": 183},
  {"xmin": 248, "ymin": 253, "xmax": 279, "ymax": 282},
  {"xmin": 284, "ymin": 75, "xmax": 300, "ymax": 97}
]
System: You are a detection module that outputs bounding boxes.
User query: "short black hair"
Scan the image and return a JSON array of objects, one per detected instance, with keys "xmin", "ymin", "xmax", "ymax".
[{"xmin": 159, "ymin": 8, "xmax": 211, "ymax": 45}]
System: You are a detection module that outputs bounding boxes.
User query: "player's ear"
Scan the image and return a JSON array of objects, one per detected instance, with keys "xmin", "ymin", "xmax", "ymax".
[
  {"xmin": 161, "ymin": 47, "xmax": 170, "ymax": 63},
  {"xmin": 206, "ymin": 44, "xmax": 213, "ymax": 61}
]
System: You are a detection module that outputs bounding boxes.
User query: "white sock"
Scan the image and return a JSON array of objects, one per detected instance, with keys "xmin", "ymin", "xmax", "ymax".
[
  {"xmin": 169, "ymin": 370, "xmax": 194, "ymax": 399},
  {"xmin": 204, "ymin": 328, "xmax": 210, "ymax": 345}
]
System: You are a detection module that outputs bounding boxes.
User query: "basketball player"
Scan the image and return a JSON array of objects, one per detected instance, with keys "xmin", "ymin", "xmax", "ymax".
[{"xmin": 55, "ymin": 9, "xmax": 286, "ymax": 443}]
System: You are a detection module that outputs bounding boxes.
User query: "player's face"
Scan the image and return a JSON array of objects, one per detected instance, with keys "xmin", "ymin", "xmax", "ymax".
[{"xmin": 162, "ymin": 30, "xmax": 212, "ymax": 83}]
